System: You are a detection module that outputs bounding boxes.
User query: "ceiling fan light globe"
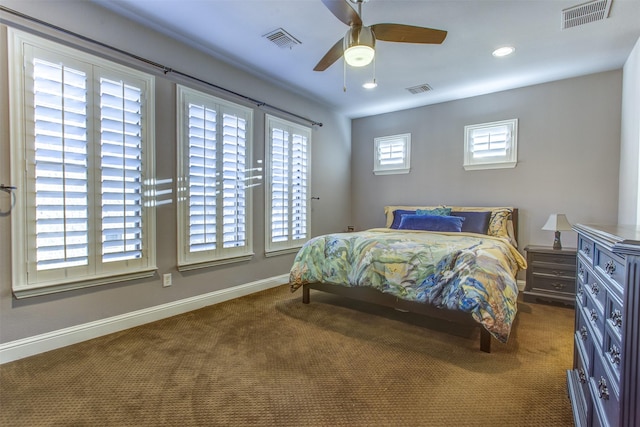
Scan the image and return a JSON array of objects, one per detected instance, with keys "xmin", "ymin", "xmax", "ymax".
[
  {"xmin": 345, "ymin": 45, "xmax": 375, "ymax": 67},
  {"xmin": 343, "ymin": 26, "xmax": 376, "ymax": 67}
]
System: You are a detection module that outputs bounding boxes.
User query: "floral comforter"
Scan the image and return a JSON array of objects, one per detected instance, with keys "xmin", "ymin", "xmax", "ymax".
[{"xmin": 289, "ymin": 228, "xmax": 527, "ymax": 342}]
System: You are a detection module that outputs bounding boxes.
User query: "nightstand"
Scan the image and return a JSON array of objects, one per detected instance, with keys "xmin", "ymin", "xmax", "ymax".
[{"xmin": 523, "ymin": 245, "xmax": 576, "ymax": 306}]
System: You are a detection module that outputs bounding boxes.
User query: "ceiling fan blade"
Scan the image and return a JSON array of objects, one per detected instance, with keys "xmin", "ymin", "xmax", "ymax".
[
  {"xmin": 321, "ymin": 0, "xmax": 362, "ymax": 27},
  {"xmin": 314, "ymin": 38, "xmax": 345, "ymax": 71},
  {"xmin": 370, "ymin": 23, "xmax": 447, "ymax": 44}
]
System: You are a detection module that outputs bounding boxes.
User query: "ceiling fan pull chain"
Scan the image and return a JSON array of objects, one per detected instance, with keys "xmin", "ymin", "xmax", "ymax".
[{"xmin": 343, "ymin": 58, "xmax": 347, "ymax": 92}]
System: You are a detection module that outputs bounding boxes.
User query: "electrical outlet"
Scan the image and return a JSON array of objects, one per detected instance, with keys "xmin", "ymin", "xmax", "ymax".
[{"xmin": 163, "ymin": 273, "xmax": 172, "ymax": 287}]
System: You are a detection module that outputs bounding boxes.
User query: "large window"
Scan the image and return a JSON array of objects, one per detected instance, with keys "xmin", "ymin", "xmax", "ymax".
[
  {"xmin": 176, "ymin": 85, "xmax": 253, "ymax": 270},
  {"xmin": 9, "ymin": 29, "xmax": 156, "ymax": 297},
  {"xmin": 265, "ymin": 115, "xmax": 311, "ymax": 255}
]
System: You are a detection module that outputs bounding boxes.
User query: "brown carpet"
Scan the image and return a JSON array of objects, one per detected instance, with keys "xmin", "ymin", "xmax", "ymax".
[{"xmin": 0, "ymin": 285, "xmax": 575, "ymax": 426}]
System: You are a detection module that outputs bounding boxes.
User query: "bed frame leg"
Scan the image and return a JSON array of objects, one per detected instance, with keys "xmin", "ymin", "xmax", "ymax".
[
  {"xmin": 480, "ymin": 328, "xmax": 491, "ymax": 353},
  {"xmin": 302, "ymin": 284, "xmax": 310, "ymax": 304}
]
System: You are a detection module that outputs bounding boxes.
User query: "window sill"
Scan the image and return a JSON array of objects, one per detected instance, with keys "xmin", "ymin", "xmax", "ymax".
[
  {"xmin": 177, "ymin": 253, "xmax": 254, "ymax": 272},
  {"xmin": 13, "ymin": 268, "xmax": 158, "ymax": 299},
  {"xmin": 265, "ymin": 247, "xmax": 301, "ymax": 257},
  {"xmin": 463, "ymin": 161, "xmax": 517, "ymax": 171}
]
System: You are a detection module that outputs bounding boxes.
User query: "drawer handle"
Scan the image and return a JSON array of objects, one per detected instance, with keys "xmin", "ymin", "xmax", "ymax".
[
  {"xmin": 597, "ymin": 377, "xmax": 609, "ymax": 400},
  {"xmin": 608, "ymin": 345, "xmax": 621, "ymax": 367},
  {"xmin": 605, "ymin": 260, "xmax": 616, "ymax": 276},
  {"xmin": 611, "ymin": 310, "xmax": 623, "ymax": 329},
  {"xmin": 551, "ymin": 282, "xmax": 566, "ymax": 291},
  {"xmin": 577, "ymin": 285, "xmax": 583, "ymax": 298},
  {"xmin": 590, "ymin": 309, "xmax": 598, "ymax": 323},
  {"xmin": 590, "ymin": 283, "xmax": 600, "ymax": 296},
  {"xmin": 578, "ymin": 266, "xmax": 585, "ymax": 280},
  {"xmin": 580, "ymin": 326, "xmax": 588, "ymax": 341},
  {"xmin": 578, "ymin": 368, "xmax": 587, "ymax": 384},
  {"xmin": 584, "ymin": 246, "xmax": 591, "ymax": 256}
]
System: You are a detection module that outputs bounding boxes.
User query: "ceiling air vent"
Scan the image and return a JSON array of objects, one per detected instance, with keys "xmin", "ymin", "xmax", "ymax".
[
  {"xmin": 562, "ymin": 0, "xmax": 612, "ymax": 29},
  {"xmin": 263, "ymin": 28, "xmax": 301, "ymax": 49},
  {"xmin": 406, "ymin": 84, "xmax": 433, "ymax": 95}
]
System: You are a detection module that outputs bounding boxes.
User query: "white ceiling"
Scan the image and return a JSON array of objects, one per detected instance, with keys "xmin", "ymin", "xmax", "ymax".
[{"xmin": 94, "ymin": 0, "xmax": 640, "ymax": 119}]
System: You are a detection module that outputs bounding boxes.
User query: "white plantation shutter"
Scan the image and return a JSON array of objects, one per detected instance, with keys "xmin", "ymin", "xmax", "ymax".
[
  {"xmin": 373, "ymin": 134, "xmax": 411, "ymax": 175},
  {"xmin": 176, "ymin": 86, "xmax": 253, "ymax": 269},
  {"xmin": 221, "ymin": 113, "xmax": 247, "ymax": 248},
  {"xmin": 100, "ymin": 78, "xmax": 144, "ymax": 263},
  {"xmin": 291, "ymin": 133, "xmax": 308, "ymax": 241},
  {"xmin": 464, "ymin": 119, "xmax": 518, "ymax": 170},
  {"xmin": 10, "ymin": 30, "xmax": 156, "ymax": 297},
  {"xmin": 188, "ymin": 103, "xmax": 218, "ymax": 253},
  {"xmin": 33, "ymin": 58, "xmax": 89, "ymax": 271},
  {"xmin": 266, "ymin": 115, "xmax": 311, "ymax": 254},
  {"xmin": 270, "ymin": 127, "xmax": 289, "ymax": 243}
]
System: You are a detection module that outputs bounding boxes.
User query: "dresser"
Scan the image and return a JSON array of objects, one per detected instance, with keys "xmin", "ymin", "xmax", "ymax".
[
  {"xmin": 523, "ymin": 245, "xmax": 576, "ymax": 306},
  {"xmin": 566, "ymin": 224, "xmax": 640, "ymax": 427}
]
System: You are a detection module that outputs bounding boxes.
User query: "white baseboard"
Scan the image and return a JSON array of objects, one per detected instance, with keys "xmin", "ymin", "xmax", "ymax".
[{"xmin": 0, "ymin": 274, "xmax": 289, "ymax": 364}]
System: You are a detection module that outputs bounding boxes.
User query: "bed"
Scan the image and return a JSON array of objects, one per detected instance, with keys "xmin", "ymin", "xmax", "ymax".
[{"xmin": 288, "ymin": 206, "xmax": 527, "ymax": 352}]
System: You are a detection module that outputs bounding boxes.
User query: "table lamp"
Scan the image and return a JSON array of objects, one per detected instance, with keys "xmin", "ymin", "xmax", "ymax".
[{"xmin": 542, "ymin": 214, "xmax": 572, "ymax": 250}]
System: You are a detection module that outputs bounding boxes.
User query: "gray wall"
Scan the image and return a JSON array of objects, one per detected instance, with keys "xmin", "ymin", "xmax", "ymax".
[
  {"xmin": 0, "ymin": 1, "xmax": 351, "ymax": 343},
  {"xmin": 351, "ymin": 71, "xmax": 623, "ymax": 254},
  {"xmin": 618, "ymin": 38, "xmax": 640, "ymax": 225}
]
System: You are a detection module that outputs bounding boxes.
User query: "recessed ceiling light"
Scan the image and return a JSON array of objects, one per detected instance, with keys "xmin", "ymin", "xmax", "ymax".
[
  {"xmin": 492, "ymin": 46, "xmax": 515, "ymax": 57},
  {"xmin": 363, "ymin": 81, "xmax": 377, "ymax": 89}
]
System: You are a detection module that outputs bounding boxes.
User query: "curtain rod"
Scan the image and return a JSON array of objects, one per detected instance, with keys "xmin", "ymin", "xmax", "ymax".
[{"xmin": 0, "ymin": 6, "xmax": 323, "ymax": 127}]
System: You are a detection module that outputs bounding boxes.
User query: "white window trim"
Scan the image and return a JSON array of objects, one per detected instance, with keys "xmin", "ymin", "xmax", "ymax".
[
  {"xmin": 176, "ymin": 85, "xmax": 254, "ymax": 271},
  {"xmin": 464, "ymin": 119, "xmax": 518, "ymax": 171},
  {"xmin": 373, "ymin": 133, "xmax": 411, "ymax": 175},
  {"xmin": 265, "ymin": 115, "xmax": 311, "ymax": 255},
  {"xmin": 9, "ymin": 29, "xmax": 156, "ymax": 298}
]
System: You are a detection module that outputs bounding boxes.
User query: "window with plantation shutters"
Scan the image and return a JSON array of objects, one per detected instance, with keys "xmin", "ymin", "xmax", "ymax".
[
  {"xmin": 9, "ymin": 29, "xmax": 156, "ymax": 298},
  {"xmin": 265, "ymin": 115, "xmax": 311, "ymax": 255},
  {"xmin": 374, "ymin": 133, "xmax": 411, "ymax": 175},
  {"xmin": 464, "ymin": 119, "xmax": 518, "ymax": 170},
  {"xmin": 176, "ymin": 85, "xmax": 253, "ymax": 270}
]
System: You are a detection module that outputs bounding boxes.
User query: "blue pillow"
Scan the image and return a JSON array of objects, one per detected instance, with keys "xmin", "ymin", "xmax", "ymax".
[
  {"xmin": 390, "ymin": 209, "xmax": 416, "ymax": 229},
  {"xmin": 451, "ymin": 211, "xmax": 492, "ymax": 234},
  {"xmin": 416, "ymin": 207, "xmax": 452, "ymax": 216},
  {"xmin": 398, "ymin": 214, "xmax": 465, "ymax": 232}
]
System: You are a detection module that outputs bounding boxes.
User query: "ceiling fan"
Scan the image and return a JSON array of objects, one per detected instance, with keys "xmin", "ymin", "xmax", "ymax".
[{"xmin": 314, "ymin": 0, "xmax": 448, "ymax": 71}]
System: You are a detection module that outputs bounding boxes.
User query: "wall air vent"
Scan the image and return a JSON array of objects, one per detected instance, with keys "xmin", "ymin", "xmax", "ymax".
[
  {"xmin": 406, "ymin": 84, "xmax": 433, "ymax": 95},
  {"xmin": 263, "ymin": 28, "xmax": 301, "ymax": 49},
  {"xmin": 562, "ymin": 0, "xmax": 612, "ymax": 29}
]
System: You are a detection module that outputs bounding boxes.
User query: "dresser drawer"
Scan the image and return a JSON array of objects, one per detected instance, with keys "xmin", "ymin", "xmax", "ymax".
[
  {"xmin": 605, "ymin": 295, "xmax": 623, "ymax": 341},
  {"xmin": 594, "ymin": 247, "xmax": 625, "ymax": 299},
  {"xmin": 531, "ymin": 252, "xmax": 576, "ymax": 267},
  {"xmin": 577, "ymin": 257, "xmax": 591, "ymax": 285},
  {"xmin": 583, "ymin": 293, "xmax": 604, "ymax": 347},
  {"xmin": 603, "ymin": 331, "xmax": 622, "ymax": 384},
  {"xmin": 589, "ymin": 352, "xmax": 620, "ymax": 427},
  {"xmin": 530, "ymin": 275, "xmax": 575, "ymax": 297},
  {"xmin": 579, "ymin": 236, "xmax": 595, "ymax": 264},
  {"xmin": 576, "ymin": 309, "xmax": 594, "ymax": 374},
  {"xmin": 585, "ymin": 278, "xmax": 606, "ymax": 314}
]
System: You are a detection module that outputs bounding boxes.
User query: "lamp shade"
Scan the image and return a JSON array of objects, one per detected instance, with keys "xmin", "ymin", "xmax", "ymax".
[
  {"xmin": 343, "ymin": 26, "xmax": 375, "ymax": 67},
  {"xmin": 541, "ymin": 214, "xmax": 572, "ymax": 231}
]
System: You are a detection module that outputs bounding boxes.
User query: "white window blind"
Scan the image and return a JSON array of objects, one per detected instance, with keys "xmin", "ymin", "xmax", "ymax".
[
  {"xmin": 9, "ymin": 29, "xmax": 156, "ymax": 298},
  {"xmin": 176, "ymin": 85, "xmax": 253, "ymax": 270},
  {"xmin": 374, "ymin": 133, "xmax": 411, "ymax": 175},
  {"xmin": 464, "ymin": 119, "xmax": 518, "ymax": 170},
  {"xmin": 265, "ymin": 115, "xmax": 311, "ymax": 254}
]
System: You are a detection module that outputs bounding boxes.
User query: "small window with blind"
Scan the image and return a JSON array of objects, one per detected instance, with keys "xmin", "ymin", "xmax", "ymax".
[
  {"xmin": 8, "ymin": 29, "xmax": 156, "ymax": 298},
  {"xmin": 463, "ymin": 119, "xmax": 518, "ymax": 170},
  {"xmin": 265, "ymin": 115, "xmax": 311, "ymax": 255},
  {"xmin": 176, "ymin": 85, "xmax": 253, "ymax": 270},
  {"xmin": 374, "ymin": 133, "xmax": 411, "ymax": 175}
]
